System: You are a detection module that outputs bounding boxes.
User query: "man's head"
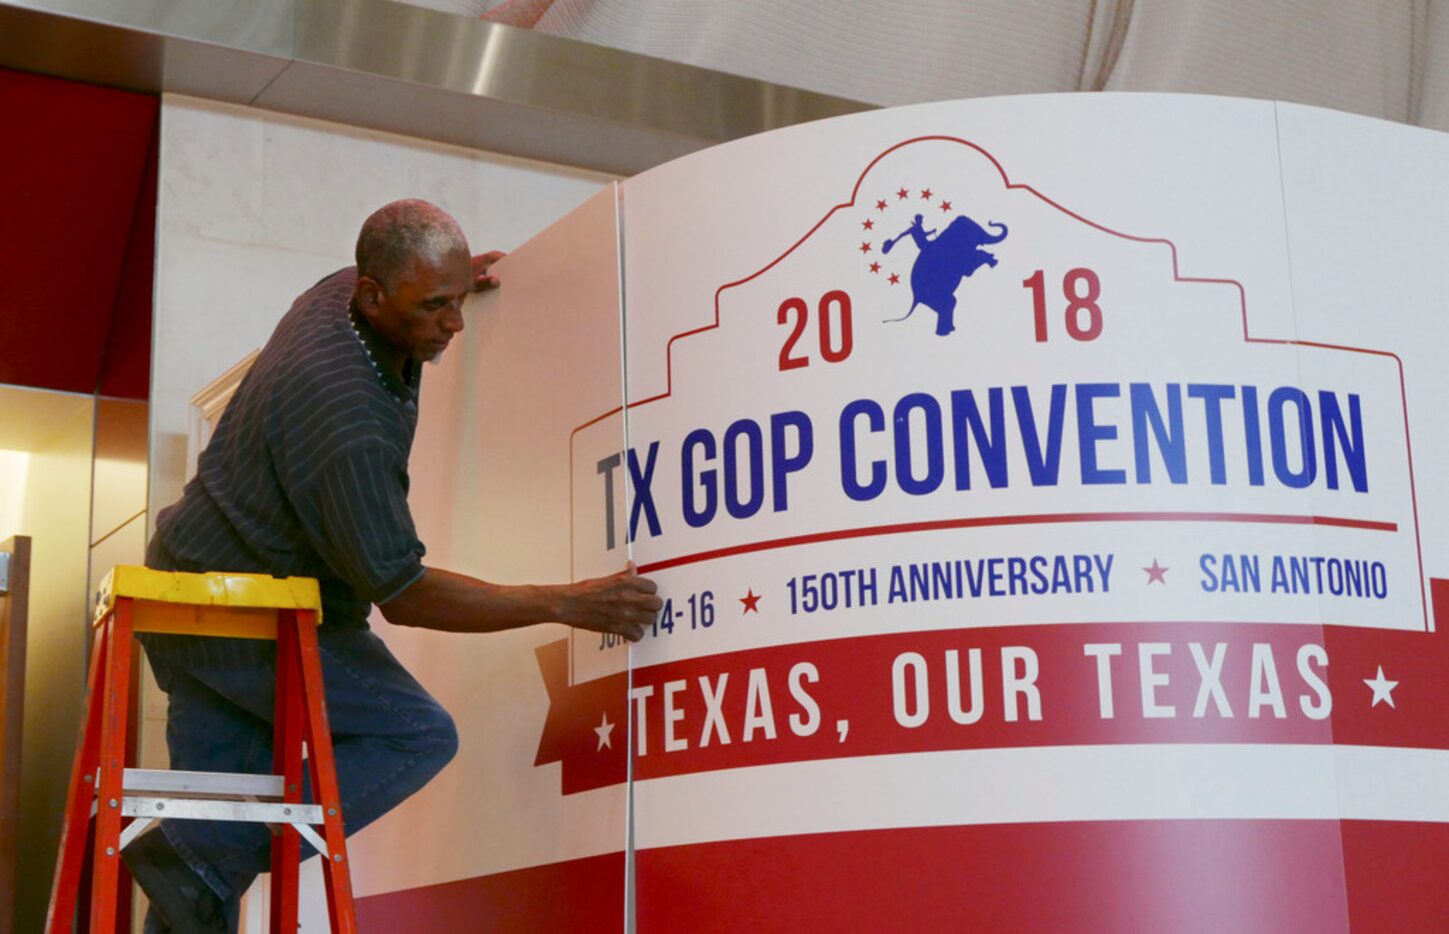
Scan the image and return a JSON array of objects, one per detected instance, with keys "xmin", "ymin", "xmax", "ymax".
[{"xmin": 354, "ymin": 200, "xmax": 472, "ymax": 363}]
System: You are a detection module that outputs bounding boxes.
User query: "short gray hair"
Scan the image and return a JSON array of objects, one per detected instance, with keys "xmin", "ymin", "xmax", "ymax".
[{"xmin": 355, "ymin": 199, "xmax": 469, "ymax": 289}]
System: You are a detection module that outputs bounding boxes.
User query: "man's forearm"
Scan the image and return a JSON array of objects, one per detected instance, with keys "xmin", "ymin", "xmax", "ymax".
[
  {"xmin": 379, "ymin": 567, "xmax": 562, "ymax": 633},
  {"xmin": 379, "ymin": 565, "xmax": 659, "ymax": 641}
]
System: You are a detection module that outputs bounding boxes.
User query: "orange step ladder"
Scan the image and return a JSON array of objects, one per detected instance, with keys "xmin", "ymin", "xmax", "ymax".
[{"xmin": 46, "ymin": 566, "xmax": 358, "ymax": 933}]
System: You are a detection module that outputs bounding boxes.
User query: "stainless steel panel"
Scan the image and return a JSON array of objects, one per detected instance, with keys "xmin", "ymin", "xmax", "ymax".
[
  {"xmin": 257, "ymin": 59, "xmax": 706, "ymax": 176},
  {"xmin": 0, "ymin": 2, "xmax": 290, "ymax": 103},
  {"xmin": 1, "ymin": 4, "xmax": 167, "ymax": 92},
  {"xmin": 1, "ymin": 0, "xmax": 292, "ymax": 55},
  {"xmin": 151, "ymin": 42, "xmax": 292, "ymax": 106},
  {"xmin": 290, "ymin": 0, "xmax": 867, "ymax": 144},
  {"xmin": 0, "ymin": 0, "xmax": 870, "ymax": 173}
]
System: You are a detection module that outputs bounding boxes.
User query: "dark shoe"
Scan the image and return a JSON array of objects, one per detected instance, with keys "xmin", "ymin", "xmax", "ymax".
[
  {"xmin": 143, "ymin": 899, "xmax": 239, "ymax": 934},
  {"xmin": 123, "ymin": 830, "xmax": 231, "ymax": 934},
  {"xmin": 142, "ymin": 904, "xmax": 172, "ymax": 933}
]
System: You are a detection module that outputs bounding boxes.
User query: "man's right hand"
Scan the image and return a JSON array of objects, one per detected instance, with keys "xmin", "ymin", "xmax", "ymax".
[{"xmin": 556, "ymin": 564, "xmax": 662, "ymax": 643}]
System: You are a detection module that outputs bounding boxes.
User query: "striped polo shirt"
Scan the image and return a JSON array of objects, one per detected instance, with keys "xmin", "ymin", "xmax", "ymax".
[{"xmin": 151, "ymin": 268, "xmax": 426, "ymax": 628}]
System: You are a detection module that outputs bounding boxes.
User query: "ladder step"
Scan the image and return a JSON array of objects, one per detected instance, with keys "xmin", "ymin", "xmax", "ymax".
[
  {"xmin": 122, "ymin": 796, "xmax": 323, "ymax": 826},
  {"xmin": 122, "ymin": 768, "xmax": 285, "ymax": 799}
]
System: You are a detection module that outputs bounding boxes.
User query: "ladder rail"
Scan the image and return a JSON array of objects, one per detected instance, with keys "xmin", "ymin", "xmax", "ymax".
[
  {"xmin": 46, "ymin": 574, "xmax": 356, "ymax": 934},
  {"xmin": 122, "ymin": 768, "xmax": 285, "ymax": 800}
]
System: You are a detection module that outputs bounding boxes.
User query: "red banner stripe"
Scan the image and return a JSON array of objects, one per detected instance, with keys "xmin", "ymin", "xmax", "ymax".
[
  {"xmin": 637, "ymin": 820, "xmax": 1449, "ymax": 933},
  {"xmin": 355, "ymin": 851, "xmax": 624, "ymax": 933},
  {"xmin": 537, "ymin": 583, "xmax": 1449, "ymax": 793},
  {"xmin": 625, "ymin": 619, "xmax": 1449, "ymax": 782}
]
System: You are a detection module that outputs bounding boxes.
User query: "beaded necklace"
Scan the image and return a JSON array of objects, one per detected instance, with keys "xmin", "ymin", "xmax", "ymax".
[{"xmin": 347, "ymin": 305, "xmax": 406, "ymax": 404}]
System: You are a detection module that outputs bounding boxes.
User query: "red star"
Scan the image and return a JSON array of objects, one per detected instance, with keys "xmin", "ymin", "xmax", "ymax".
[
  {"xmin": 740, "ymin": 590, "xmax": 761, "ymax": 613},
  {"xmin": 859, "ymin": 242, "xmax": 871, "ymax": 254},
  {"xmin": 920, "ymin": 188, "xmax": 933, "ymax": 200},
  {"xmin": 896, "ymin": 187, "xmax": 909, "ymax": 199},
  {"xmin": 869, "ymin": 261, "xmax": 881, "ymax": 273},
  {"xmin": 875, "ymin": 198, "xmax": 888, "ymax": 211},
  {"xmin": 888, "ymin": 273, "xmax": 900, "ymax": 285},
  {"xmin": 862, "ymin": 218, "xmax": 874, "ymax": 230},
  {"xmin": 940, "ymin": 200, "xmax": 952, "ymax": 212},
  {"xmin": 1143, "ymin": 560, "xmax": 1169, "ymax": 585}
]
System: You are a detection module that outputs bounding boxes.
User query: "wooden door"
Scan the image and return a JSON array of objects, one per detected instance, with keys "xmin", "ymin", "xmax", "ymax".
[{"xmin": 0, "ymin": 535, "xmax": 30, "ymax": 934}]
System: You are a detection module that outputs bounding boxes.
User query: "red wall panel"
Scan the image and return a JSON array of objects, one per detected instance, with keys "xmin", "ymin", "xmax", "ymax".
[{"xmin": 0, "ymin": 67, "xmax": 157, "ymax": 398}]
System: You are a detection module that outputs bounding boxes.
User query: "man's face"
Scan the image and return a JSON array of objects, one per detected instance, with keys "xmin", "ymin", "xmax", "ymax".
[{"xmin": 359, "ymin": 248, "xmax": 473, "ymax": 363}]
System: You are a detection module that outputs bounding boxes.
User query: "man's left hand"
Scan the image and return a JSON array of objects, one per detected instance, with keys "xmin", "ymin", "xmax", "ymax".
[{"xmin": 471, "ymin": 250, "xmax": 506, "ymax": 292}]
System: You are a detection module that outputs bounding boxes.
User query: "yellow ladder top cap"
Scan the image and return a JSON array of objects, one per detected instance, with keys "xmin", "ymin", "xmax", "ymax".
[{"xmin": 97, "ymin": 566, "xmax": 322, "ymax": 619}]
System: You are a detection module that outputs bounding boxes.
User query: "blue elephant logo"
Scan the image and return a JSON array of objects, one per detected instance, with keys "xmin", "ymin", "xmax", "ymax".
[{"xmin": 881, "ymin": 212, "xmax": 1008, "ymax": 336}]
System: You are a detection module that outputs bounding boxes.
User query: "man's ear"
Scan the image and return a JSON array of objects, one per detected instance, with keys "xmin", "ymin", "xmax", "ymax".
[{"xmin": 355, "ymin": 276, "xmax": 384, "ymax": 319}]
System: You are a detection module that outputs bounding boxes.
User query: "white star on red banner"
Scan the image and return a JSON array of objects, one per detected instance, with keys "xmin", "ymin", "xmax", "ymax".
[
  {"xmin": 1363, "ymin": 666, "xmax": 1399, "ymax": 708},
  {"xmin": 595, "ymin": 712, "xmax": 615, "ymax": 750}
]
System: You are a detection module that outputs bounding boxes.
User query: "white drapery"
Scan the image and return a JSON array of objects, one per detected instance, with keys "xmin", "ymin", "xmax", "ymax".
[{"xmin": 404, "ymin": 0, "xmax": 1449, "ymax": 132}]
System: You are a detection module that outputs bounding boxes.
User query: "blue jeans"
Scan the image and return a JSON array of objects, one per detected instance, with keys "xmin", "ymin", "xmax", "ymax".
[{"xmin": 139, "ymin": 627, "xmax": 458, "ymax": 903}]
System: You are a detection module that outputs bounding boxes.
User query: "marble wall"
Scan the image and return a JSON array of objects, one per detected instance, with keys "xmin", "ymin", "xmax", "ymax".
[{"xmin": 151, "ymin": 95, "xmax": 614, "ymax": 522}]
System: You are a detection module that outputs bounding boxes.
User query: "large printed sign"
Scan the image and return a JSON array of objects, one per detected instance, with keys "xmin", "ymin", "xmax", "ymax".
[
  {"xmin": 539, "ymin": 101, "xmax": 1449, "ymax": 930},
  {"xmin": 372, "ymin": 95, "xmax": 1449, "ymax": 932},
  {"xmin": 552, "ymin": 134, "xmax": 1440, "ymax": 784}
]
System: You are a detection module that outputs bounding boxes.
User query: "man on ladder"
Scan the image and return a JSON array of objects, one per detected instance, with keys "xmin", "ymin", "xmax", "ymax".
[{"xmin": 127, "ymin": 200, "xmax": 661, "ymax": 932}]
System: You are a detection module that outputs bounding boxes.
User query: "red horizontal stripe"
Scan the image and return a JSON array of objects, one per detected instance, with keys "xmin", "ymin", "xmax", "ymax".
[
  {"xmin": 537, "ymin": 610, "xmax": 1449, "ymax": 793},
  {"xmin": 353, "ymin": 820, "xmax": 1449, "ymax": 932},
  {"xmin": 638, "ymin": 511, "xmax": 1398, "ymax": 573},
  {"xmin": 356, "ymin": 851, "xmax": 623, "ymax": 933},
  {"xmin": 624, "ymin": 621, "xmax": 1449, "ymax": 783},
  {"xmin": 637, "ymin": 820, "xmax": 1449, "ymax": 932}
]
